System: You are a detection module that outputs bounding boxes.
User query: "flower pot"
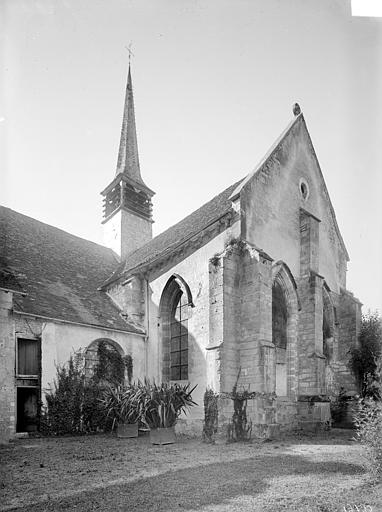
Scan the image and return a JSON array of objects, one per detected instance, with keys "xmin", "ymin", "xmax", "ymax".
[
  {"xmin": 150, "ymin": 426, "xmax": 176, "ymax": 445},
  {"xmin": 116, "ymin": 422, "xmax": 139, "ymax": 438}
]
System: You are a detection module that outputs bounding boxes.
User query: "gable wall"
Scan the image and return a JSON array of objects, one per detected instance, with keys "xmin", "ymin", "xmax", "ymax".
[{"xmin": 240, "ymin": 118, "xmax": 347, "ymax": 293}]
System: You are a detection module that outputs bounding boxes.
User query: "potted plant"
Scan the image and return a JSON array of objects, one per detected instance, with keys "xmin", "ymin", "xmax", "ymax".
[
  {"xmin": 99, "ymin": 384, "xmax": 141, "ymax": 438},
  {"xmin": 139, "ymin": 380, "xmax": 197, "ymax": 445}
]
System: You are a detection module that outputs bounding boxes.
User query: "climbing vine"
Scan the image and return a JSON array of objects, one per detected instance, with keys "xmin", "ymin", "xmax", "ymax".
[
  {"xmin": 124, "ymin": 354, "xmax": 133, "ymax": 385},
  {"xmin": 222, "ymin": 368, "xmax": 276, "ymax": 442},
  {"xmin": 94, "ymin": 341, "xmax": 127, "ymax": 385},
  {"xmin": 202, "ymin": 389, "xmax": 219, "ymax": 443}
]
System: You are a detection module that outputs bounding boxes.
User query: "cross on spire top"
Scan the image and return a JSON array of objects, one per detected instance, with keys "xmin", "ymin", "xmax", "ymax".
[{"xmin": 125, "ymin": 42, "xmax": 134, "ymax": 64}]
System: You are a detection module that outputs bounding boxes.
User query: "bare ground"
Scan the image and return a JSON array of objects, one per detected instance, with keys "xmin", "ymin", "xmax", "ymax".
[{"xmin": 0, "ymin": 429, "xmax": 381, "ymax": 512}]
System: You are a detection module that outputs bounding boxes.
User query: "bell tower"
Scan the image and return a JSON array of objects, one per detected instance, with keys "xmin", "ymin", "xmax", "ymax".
[{"xmin": 101, "ymin": 64, "xmax": 155, "ymax": 259}]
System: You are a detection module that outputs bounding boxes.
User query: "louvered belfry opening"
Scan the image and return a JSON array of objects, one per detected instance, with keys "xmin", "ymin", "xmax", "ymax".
[
  {"xmin": 103, "ymin": 184, "xmax": 121, "ymax": 218},
  {"xmin": 102, "ymin": 181, "xmax": 153, "ymax": 221},
  {"xmin": 122, "ymin": 183, "xmax": 152, "ymax": 220}
]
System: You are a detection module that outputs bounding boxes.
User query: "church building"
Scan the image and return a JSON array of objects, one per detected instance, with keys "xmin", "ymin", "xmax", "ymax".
[{"xmin": 0, "ymin": 65, "xmax": 361, "ymax": 442}]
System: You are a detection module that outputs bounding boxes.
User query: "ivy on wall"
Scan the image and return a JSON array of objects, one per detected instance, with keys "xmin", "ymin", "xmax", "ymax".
[{"xmin": 41, "ymin": 343, "xmax": 134, "ymax": 435}]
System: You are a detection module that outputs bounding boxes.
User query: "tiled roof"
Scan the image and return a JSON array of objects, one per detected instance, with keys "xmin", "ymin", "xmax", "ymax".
[
  {"xmin": 103, "ymin": 112, "xmax": 350, "ymax": 289},
  {"xmin": 103, "ymin": 178, "xmax": 244, "ymax": 287},
  {"xmin": 0, "ymin": 206, "xmax": 144, "ymax": 333}
]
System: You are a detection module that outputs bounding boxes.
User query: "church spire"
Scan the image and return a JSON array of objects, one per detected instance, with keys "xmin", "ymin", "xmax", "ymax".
[
  {"xmin": 116, "ymin": 64, "xmax": 146, "ymax": 187},
  {"xmin": 101, "ymin": 62, "xmax": 155, "ymax": 259}
]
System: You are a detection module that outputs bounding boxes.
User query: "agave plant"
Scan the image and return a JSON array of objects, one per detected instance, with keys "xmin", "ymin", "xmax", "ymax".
[
  {"xmin": 99, "ymin": 384, "xmax": 141, "ymax": 430},
  {"xmin": 138, "ymin": 380, "xmax": 197, "ymax": 429}
]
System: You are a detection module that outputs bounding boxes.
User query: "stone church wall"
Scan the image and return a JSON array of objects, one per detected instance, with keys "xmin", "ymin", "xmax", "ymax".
[{"xmin": 147, "ymin": 221, "xmax": 241, "ymax": 426}]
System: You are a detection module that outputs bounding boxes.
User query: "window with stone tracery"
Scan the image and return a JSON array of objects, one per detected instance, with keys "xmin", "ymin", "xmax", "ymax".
[
  {"xmin": 160, "ymin": 275, "xmax": 193, "ymax": 382},
  {"xmin": 170, "ymin": 289, "xmax": 189, "ymax": 380}
]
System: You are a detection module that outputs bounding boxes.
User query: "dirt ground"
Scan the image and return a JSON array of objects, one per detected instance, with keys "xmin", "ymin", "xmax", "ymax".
[{"xmin": 0, "ymin": 429, "xmax": 381, "ymax": 512}]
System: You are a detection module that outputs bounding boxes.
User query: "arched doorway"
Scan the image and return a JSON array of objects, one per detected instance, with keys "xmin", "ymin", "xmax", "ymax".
[{"xmin": 159, "ymin": 275, "xmax": 193, "ymax": 382}]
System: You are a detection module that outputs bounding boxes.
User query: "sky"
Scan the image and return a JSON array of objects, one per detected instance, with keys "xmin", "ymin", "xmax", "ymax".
[{"xmin": 1, "ymin": 0, "xmax": 381, "ymax": 312}]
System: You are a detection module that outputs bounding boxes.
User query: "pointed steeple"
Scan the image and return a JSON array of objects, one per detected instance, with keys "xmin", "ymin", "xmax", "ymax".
[
  {"xmin": 101, "ymin": 62, "xmax": 155, "ymax": 259},
  {"xmin": 116, "ymin": 65, "xmax": 145, "ymax": 186}
]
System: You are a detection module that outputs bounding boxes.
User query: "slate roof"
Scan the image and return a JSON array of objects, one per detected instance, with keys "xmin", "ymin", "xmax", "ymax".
[
  {"xmin": 102, "ymin": 178, "xmax": 244, "ymax": 287},
  {"xmin": 103, "ymin": 112, "xmax": 350, "ymax": 288},
  {"xmin": 0, "ymin": 206, "xmax": 143, "ymax": 333}
]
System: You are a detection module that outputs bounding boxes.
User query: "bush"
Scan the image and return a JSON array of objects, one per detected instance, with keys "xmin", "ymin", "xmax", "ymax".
[
  {"xmin": 43, "ymin": 351, "xmax": 87, "ymax": 435},
  {"xmin": 138, "ymin": 380, "xmax": 197, "ymax": 429},
  {"xmin": 354, "ymin": 397, "xmax": 382, "ymax": 479},
  {"xmin": 99, "ymin": 384, "xmax": 141, "ymax": 429},
  {"xmin": 354, "ymin": 358, "xmax": 382, "ymax": 479},
  {"xmin": 42, "ymin": 347, "xmax": 133, "ymax": 435},
  {"xmin": 330, "ymin": 387, "xmax": 349, "ymax": 426},
  {"xmin": 350, "ymin": 311, "xmax": 382, "ymax": 398}
]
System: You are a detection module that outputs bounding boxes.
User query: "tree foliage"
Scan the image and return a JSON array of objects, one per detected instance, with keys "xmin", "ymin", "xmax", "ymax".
[
  {"xmin": 354, "ymin": 358, "xmax": 382, "ymax": 479},
  {"xmin": 350, "ymin": 311, "xmax": 382, "ymax": 398}
]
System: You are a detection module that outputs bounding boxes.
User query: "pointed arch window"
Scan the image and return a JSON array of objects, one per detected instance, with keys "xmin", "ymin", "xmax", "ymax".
[
  {"xmin": 170, "ymin": 290, "xmax": 189, "ymax": 380},
  {"xmin": 272, "ymin": 280, "xmax": 288, "ymax": 396},
  {"xmin": 160, "ymin": 275, "xmax": 193, "ymax": 382}
]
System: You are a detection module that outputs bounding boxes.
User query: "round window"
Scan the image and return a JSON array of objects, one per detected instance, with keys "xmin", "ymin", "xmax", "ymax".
[{"xmin": 299, "ymin": 179, "xmax": 309, "ymax": 201}]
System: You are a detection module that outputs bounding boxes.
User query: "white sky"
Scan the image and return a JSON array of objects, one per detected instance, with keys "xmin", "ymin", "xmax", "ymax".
[{"xmin": 1, "ymin": 0, "xmax": 381, "ymax": 312}]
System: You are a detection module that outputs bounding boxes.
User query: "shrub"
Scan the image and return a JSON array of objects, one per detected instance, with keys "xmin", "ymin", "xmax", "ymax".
[
  {"xmin": 42, "ymin": 347, "xmax": 134, "ymax": 435},
  {"xmin": 139, "ymin": 380, "xmax": 197, "ymax": 429},
  {"xmin": 330, "ymin": 387, "xmax": 348, "ymax": 425},
  {"xmin": 354, "ymin": 358, "xmax": 382, "ymax": 479},
  {"xmin": 43, "ymin": 351, "xmax": 86, "ymax": 435},
  {"xmin": 99, "ymin": 384, "xmax": 141, "ymax": 430},
  {"xmin": 354, "ymin": 397, "xmax": 382, "ymax": 478},
  {"xmin": 350, "ymin": 311, "xmax": 382, "ymax": 398}
]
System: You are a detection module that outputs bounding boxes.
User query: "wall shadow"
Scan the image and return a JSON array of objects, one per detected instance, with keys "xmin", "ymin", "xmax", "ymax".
[{"xmin": 10, "ymin": 452, "xmax": 365, "ymax": 512}]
